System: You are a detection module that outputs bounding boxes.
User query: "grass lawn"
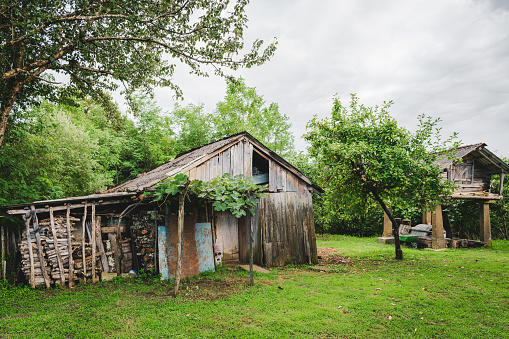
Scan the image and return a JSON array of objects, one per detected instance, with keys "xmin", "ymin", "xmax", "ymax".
[{"xmin": 1, "ymin": 235, "xmax": 509, "ymax": 338}]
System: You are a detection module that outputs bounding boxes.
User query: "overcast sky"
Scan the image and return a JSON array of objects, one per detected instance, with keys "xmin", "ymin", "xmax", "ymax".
[{"xmin": 143, "ymin": 0, "xmax": 509, "ymax": 156}]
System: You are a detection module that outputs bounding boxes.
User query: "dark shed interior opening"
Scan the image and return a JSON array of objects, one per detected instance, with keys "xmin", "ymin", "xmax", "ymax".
[{"xmin": 252, "ymin": 150, "xmax": 269, "ymax": 185}]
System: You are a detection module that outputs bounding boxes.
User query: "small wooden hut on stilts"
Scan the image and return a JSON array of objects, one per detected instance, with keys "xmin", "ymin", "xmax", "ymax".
[{"xmin": 381, "ymin": 143, "xmax": 508, "ymax": 248}]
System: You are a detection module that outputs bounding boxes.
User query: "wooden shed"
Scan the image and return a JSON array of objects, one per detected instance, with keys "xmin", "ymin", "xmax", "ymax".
[{"xmin": 1, "ymin": 132, "xmax": 318, "ymax": 287}]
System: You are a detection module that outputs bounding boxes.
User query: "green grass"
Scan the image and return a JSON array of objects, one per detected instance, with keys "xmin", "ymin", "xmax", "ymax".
[{"xmin": 1, "ymin": 235, "xmax": 509, "ymax": 338}]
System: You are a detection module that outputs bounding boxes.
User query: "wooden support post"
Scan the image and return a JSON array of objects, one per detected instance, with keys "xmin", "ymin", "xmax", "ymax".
[
  {"xmin": 49, "ymin": 207, "xmax": 66, "ymax": 286},
  {"xmin": 114, "ymin": 217, "xmax": 122, "ymax": 276},
  {"xmin": 108, "ymin": 233, "xmax": 119, "ymax": 274},
  {"xmin": 383, "ymin": 209, "xmax": 392, "ymax": 237},
  {"xmin": 31, "ymin": 206, "xmax": 51, "ymax": 288},
  {"xmin": 91, "ymin": 202, "xmax": 97, "ymax": 283},
  {"xmin": 81, "ymin": 202, "xmax": 87, "ymax": 284},
  {"xmin": 431, "ymin": 205, "xmax": 446, "ymax": 249},
  {"xmin": 1, "ymin": 224, "xmax": 5, "ymax": 281},
  {"xmin": 500, "ymin": 172, "xmax": 504, "ymax": 196},
  {"xmin": 174, "ymin": 186, "xmax": 188, "ymax": 296},
  {"xmin": 249, "ymin": 215, "xmax": 254, "ymax": 287},
  {"xmin": 66, "ymin": 205, "xmax": 74, "ymax": 288},
  {"xmin": 480, "ymin": 202, "xmax": 492, "ymax": 246},
  {"xmin": 423, "ymin": 207, "xmax": 432, "ymax": 225},
  {"xmin": 153, "ymin": 208, "xmax": 158, "ymax": 275},
  {"xmin": 95, "ymin": 216, "xmax": 108, "ymax": 273},
  {"xmin": 23, "ymin": 214, "xmax": 35, "ymax": 288}
]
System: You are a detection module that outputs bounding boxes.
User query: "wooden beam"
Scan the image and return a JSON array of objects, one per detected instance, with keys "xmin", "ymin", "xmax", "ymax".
[
  {"xmin": 95, "ymin": 216, "xmax": 108, "ymax": 273},
  {"xmin": 66, "ymin": 205, "xmax": 74, "ymax": 289},
  {"xmin": 7, "ymin": 199, "xmax": 134, "ymax": 215},
  {"xmin": 478, "ymin": 150, "xmax": 504, "ymax": 171},
  {"xmin": 1, "ymin": 225, "xmax": 5, "ymax": 281},
  {"xmin": 81, "ymin": 202, "xmax": 87, "ymax": 284},
  {"xmin": 431, "ymin": 205, "xmax": 446, "ymax": 249},
  {"xmin": 500, "ymin": 172, "xmax": 505, "ymax": 196},
  {"xmin": 174, "ymin": 185, "xmax": 189, "ymax": 295},
  {"xmin": 23, "ymin": 214, "xmax": 35, "ymax": 288},
  {"xmin": 31, "ymin": 206, "xmax": 51, "ymax": 288},
  {"xmin": 49, "ymin": 207, "xmax": 66, "ymax": 286},
  {"xmin": 91, "ymin": 202, "xmax": 97, "ymax": 283},
  {"xmin": 383, "ymin": 209, "xmax": 392, "ymax": 237},
  {"xmin": 422, "ymin": 207, "xmax": 432, "ymax": 225},
  {"xmin": 249, "ymin": 215, "xmax": 254, "ymax": 287},
  {"xmin": 480, "ymin": 202, "xmax": 492, "ymax": 246}
]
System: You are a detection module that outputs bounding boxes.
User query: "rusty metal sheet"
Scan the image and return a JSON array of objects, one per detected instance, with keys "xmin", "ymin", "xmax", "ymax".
[{"xmin": 195, "ymin": 223, "xmax": 214, "ymax": 273}]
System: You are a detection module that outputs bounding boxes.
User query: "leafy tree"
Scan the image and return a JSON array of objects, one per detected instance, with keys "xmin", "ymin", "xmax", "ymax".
[
  {"xmin": 0, "ymin": 0, "xmax": 277, "ymax": 147},
  {"xmin": 213, "ymin": 77, "xmax": 294, "ymax": 156},
  {"xmin": 122, "ymin": 93, "xmax": 176, "ymax": 179},
  {"xmin": 0, "ymin": 101, "xmax": 114, "ymax": 204},
  {"xmin": 305, "ymin": 94, "xmax": 459, "ymax": 259},
  {"xmin": 169, "ymin": 103, "xmax": 214, "ymax": 155}
]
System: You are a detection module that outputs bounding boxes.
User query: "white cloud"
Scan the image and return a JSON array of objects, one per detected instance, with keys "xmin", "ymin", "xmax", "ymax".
[{"xmin": 148, "ymin": 0, "xmax": 509, "ymax": 157}]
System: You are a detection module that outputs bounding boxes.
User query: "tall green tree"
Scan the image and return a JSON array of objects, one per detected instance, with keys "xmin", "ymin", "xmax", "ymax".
[
  {"xmin": 213, "ymin": 77, "xmax": 294, "ymax": 156},
  {"xmin": 305, "ymin": 94, "xmax": 459, "ymax": 259},
  {"xmin": 169, "ymin": 103, "xmax": 214, "ymax": 155},
  {"xmin": 123, "ymin": 93, "xmax": 176, "ymax": 178},
  {"xmin": 0, "ymin": 0, "xmax": 276, "ymax": 147},
  {"xmin": 0, "ymin": 101, "xmax": 115, "ymax": 204}
]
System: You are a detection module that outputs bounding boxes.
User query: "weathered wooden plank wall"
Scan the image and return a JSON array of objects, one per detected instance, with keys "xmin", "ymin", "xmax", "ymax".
[
  {"xmin": 238, "ymin": 205, "xmax": 261, "ymax": 264},
  {"xmin": 183, "ymin": 140, "xmax": 317, "ymax": 267},
  {"xmin": 258, "ymin": 192, "xmax": 317, "ymax": 267}
]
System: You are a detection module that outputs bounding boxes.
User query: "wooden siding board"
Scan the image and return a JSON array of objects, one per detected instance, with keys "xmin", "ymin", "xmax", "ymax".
[
  {"xmin": 269, "ymin": 160, "xmax": 276, "ymax": 192},
  {"xmin": 223, "ymin": 149, "xmax": 231, "ymax": 176},
  {"xmin": 189, "ymin": 167, "xmax": 197, "ymax": 181},
  {"xmin": 244, "ymin": 142, "xmax": 253, "ymax": 177},
  {"xmin": 286, "ymin": 171, "xmax": 298, "ymax": 192},
  {"xmin": 276, "ymin": 166, "xmax": 285, "ymax": 192}
]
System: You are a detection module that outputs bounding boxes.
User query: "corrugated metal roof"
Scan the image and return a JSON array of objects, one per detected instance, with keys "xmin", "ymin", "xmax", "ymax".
[{"xmin": 106, "ymin": 133, "xmax": 245, "ymax": 193}]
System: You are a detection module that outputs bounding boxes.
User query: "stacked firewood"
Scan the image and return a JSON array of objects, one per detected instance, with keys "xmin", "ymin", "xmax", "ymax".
[
  {"xmin": 19, "ymin": 216, "xmax": 100, "ymax": 287},
  {"xmin": 131, "ymin": 214, "xmax": 157, "ymax": 270}
]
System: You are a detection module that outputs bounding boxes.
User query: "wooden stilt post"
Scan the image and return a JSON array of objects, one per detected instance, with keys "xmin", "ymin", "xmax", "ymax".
[
  {"xmin": 31, "ymin": 206, "xmax": 51, "ymax": 288},
  {"xmin": 81, "ymin": 202, "xmax": 88, "ymax": 284},
  {"xmin": 91, "ymin": 202, "xmax": 97, "ymax": 283},
  {"xmin": 431, "ymin": 205, "xmax": 446, "ymax": 249},
  {"xmin": 49, "ymin": 207, "xmax": 66, "ymax": 286},
  {"xmin": 66, "ymin": 205, "xmax": 74, "ymax": 288},
  {"xmin": 423, "ymin": 207, "xmax": 432, "ymax": 225},
  {"xmin": 383, "ymin": 209, "xmax": 392, "ymax": 237},
  {"xmin": 1, "ymin": 224, "xmax": 5, "ymax": 281},
  {"xmin": 23, "ymin": 214, "xmax": 35, "ymax": 288},
  {"xmin": 480, "ymin": 202, "xmax": 492, "ymax": 246}
]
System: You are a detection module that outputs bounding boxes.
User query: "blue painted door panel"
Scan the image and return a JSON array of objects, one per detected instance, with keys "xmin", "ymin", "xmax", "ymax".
[{"xmin": 195, "ymin": 223, "xmax": 215, "ymax": 273}]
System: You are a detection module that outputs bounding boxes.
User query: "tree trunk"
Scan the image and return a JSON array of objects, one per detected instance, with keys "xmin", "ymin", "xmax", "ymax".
[
  {"xmin": 366, "ymin": 185, "xmax": 403, "ymax": 260},
  {"xmin": 174, "ymin": 184, "xmax": 189, "ymax": 296}
]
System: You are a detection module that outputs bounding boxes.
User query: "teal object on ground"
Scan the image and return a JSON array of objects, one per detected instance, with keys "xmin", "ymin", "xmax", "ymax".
[{"xmin": 399, "ymin": 234, "xmax": 419, "ymax": 242}]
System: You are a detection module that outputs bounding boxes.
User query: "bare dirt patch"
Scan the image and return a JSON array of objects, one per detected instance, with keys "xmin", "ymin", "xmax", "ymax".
[{"xmin": 317, "ymin": 247, "xmax": 351, "ymax": 266}]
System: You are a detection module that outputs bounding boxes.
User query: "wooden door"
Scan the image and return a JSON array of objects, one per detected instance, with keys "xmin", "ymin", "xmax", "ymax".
[{"xmin": 215, "ymin": 212, "xmax": 239, "ymax": 261}]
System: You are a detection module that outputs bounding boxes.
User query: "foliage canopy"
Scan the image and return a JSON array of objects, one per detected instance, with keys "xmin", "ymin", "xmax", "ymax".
[
  {"xmin": 305, "ymin": 94, "xmax": 459, "ymax": 259},
  {"xmin": 0, "ymin": 0, "xmax": 276, "ymax": 146}
]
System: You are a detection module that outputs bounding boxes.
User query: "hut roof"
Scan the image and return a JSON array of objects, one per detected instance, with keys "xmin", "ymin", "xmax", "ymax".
[{"xmin": 435, "ymin": 143, "xmax": 509, "ymax": 173}]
